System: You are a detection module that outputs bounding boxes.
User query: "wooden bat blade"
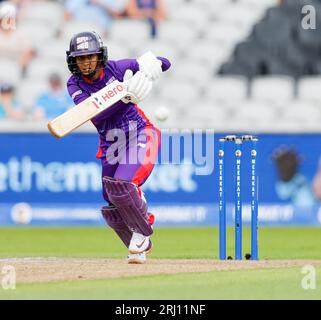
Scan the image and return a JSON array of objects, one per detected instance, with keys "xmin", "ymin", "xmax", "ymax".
[{"xmin": 47, "ymin": 80, "xmax": 129, "ymax": 138}]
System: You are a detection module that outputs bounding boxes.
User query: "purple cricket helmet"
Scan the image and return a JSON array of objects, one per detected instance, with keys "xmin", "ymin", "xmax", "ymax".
[{"xmin": 66, "ymin": 31, "xmax": 108, "ymax": 76}]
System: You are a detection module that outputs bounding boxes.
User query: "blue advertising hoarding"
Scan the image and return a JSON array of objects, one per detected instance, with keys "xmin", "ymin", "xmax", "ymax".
[{"xmin": 1, "ymin": 132, "xmax": 321, "ymax": 226}]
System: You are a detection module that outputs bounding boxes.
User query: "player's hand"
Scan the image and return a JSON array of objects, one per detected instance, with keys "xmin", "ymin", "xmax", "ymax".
[
  {"xmin": 137, "ymin": 51, "xmax": 162, "ymax": 81},
  {"xmin": 122, "ymin": 70, "xmax": 153, "ymax": 104}
]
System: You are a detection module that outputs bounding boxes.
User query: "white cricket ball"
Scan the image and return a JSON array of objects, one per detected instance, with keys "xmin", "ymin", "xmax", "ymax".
[{"xmin": 154, "ymin": 106, "xmax": 169, "ymax": 121}]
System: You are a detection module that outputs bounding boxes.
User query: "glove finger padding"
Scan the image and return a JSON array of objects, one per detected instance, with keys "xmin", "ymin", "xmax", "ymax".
[
  {"xmin": 150, "ymin": 60, "xmax": 162, "ymax": 80},
  {"xmin": 131, "ymin": 72, "xmax": 152, "ymax": 101},
  {"xmin": 132, "ymin": 72, "xmax": 147, "ymax": 98},
  {"xmin": 142, "ymin": 60, "xmax": 161, "ymax": 80},
  {"xmin": 137, "ymin": 51, "xmax": 162, "ymax": 80},
  {"xmin": 123, "ymin": 70, "xmax": 152, "ymax": 104},
  {"xmin": 139, "ymin": 81, "xmax": 152, "ymax": 101},
  {"xmin": 136, "ymin": 74, "xmax": 150, "ymax": 98},
  {"xmin": 128, "ymin": 71, "xmax": 144, "ymax": 93}
]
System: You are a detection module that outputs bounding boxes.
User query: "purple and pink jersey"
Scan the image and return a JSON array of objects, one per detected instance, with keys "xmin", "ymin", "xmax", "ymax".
[
  {"xmin": 66, "ymin": 57, "xmax": 171, "ymax": 203},
  {"xmin": 67, "ymin": 57, "xmax": 170, "ymax": 158}
]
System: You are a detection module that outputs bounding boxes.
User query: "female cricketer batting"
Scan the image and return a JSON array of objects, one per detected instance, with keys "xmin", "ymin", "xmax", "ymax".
[{"xmin": 66, "ymin": 31, "xmax": 171, "ymax": 264}]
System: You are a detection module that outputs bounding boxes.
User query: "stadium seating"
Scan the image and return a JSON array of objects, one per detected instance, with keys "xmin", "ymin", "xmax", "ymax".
[
  {"xmin": 158, "ymin": 21, "xmax": 197, "ymax": 48},
  {"xmin": 136, "ymin": 40, "xmax": 180, "ymax": 64},
  {"xmin": 206, "ymin": 76, "xmax": 248, "ymax": 103},
  {"xmin": 18, "ymin": 21, "xmax": 57, "ymax": 50},
  {"xmin": 39, "ymin": 39, "xmax": 70, "ymax": 62},
  {"xmin": 233, "ymin": 100, "xmax": 277, "ymax": 131},
  {"xmin": 20, "ymin": 1, "xmax": 63, "ymax": 29},
  {"xmin": 187, "ymin": 101, "xmax": 230, "ymax": 128},
  {"xmin": 107, "ymin": 41, "xmax": 133, "ymax": 60},
  {"xmin": 281, "ymin": 100, "xmax": 321, "ymax": 125},
  {"xmin": 109, "ymin": 20, "xmax": 150, "ymax": 45},
  {"xmin": 1, "ymin": 0, "xmax": 321, "ymax": 130},
  {"xmin": 0, "ymin": 59, "xmax": 21, "ymax": 85},
  {"xmin": 158, "ymin": 81, "xmax": 201, "ymax": 109},
  {"xmin": 27, "ymin": 58, "xmax": 68, "ymax": 83},
  {"xmin": 221, "ymin": 0, "xmax": 321, "ymax": 79},
  {"xmin": 170, "ymin": 59, "xmax": 211, "ymax": 85},
  {"xmin": 250, "ymin": 76, "xmax": 295, "ymax": 105},
  {"xmin": 188, "ymin": 40, "xmax": 229, "ymax": 70},
  {"xmin": 16, "ymin": 80, "xmax": 48, "ymax": 110},
  {"xmin": 62, "ymin": 21, "xmax": 105, "ymax": 42},
  {"xmin": 168, "ymin": 5, "xmax": 209, "ymax": 33},
  {"xmin": 297, "ymin": 77, "xmax": 321, "ymax": 103}
]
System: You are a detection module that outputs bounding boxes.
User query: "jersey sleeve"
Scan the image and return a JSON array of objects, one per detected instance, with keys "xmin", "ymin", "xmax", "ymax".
[
  {"xmin": 157, "ymin": 56, "xmax": 171, "ymax": 72},
  {"xmin": 109, "ymin": 59, "xmax": 140, "ymax": 81},
  {"xmin": 66, "ymin": 77, "xmax": 89, "ymax": 105}
]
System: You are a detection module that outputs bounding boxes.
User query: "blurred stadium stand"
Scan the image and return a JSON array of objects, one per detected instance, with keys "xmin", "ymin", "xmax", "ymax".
[{"xmin": 1, "ymin": 0, "xmax": 321, "ymax": 132}]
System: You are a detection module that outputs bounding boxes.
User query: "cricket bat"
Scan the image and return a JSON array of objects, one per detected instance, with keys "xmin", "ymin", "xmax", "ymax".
[{"xmin": 47, "ymin": 80, "xmax": 130, "ymax": 138}]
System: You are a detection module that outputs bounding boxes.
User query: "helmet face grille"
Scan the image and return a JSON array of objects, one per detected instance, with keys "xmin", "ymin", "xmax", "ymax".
[{"xmin": 66, "ymin": 31, "xmax": 108, "ymax": 76}]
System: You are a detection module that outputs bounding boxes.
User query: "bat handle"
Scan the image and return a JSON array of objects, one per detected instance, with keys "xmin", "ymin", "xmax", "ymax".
[{"xmin": 122, "ymin": 94, "xmax": 135, "ymax": 104}]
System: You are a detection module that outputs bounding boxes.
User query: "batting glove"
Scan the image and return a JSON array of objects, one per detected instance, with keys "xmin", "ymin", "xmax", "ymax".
[
  {"xmin": 137, "ymin": 51, "xmax": 162, "ymax": 81},
  {"xmin": 122, "ymin": 69, "xmax": 153, "ymax": 104}
]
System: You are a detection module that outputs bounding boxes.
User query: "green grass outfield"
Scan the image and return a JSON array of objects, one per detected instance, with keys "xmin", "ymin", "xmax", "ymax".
[{"xmin": 0, "ymin": 227, "xmax": 321, "ymax": 299}]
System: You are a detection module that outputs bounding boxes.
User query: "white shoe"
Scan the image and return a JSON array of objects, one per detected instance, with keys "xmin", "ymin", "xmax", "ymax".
[
  {"xmin": 127, "ymin": 252, "xmax": 146, "ymax": 264},
  {"xmin": 129, "ymin": 232, "xmax": 152, "ymax": 254}
]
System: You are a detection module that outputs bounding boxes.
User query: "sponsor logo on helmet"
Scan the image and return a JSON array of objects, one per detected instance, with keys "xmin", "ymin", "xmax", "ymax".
[{"xmin": 76, "ymin": 37, "xmax": 90, "ymax": 50}]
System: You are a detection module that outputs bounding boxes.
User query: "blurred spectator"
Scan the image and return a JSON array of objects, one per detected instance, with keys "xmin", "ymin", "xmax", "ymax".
[
  {"xmin": 126, "ymin": 0, "xmax": 166, "ymax": 38},
  {"xmin": 33, "ymin": 73, "xmax": 73, "ymax": 121},
  {"xmin": 64, "ymin": 0, "xmax": 126, "ymax": 37},
  {"xmin": 0, "ymin": 1, "xmax": 35, "ymax": 77},
  {"xmin": 0, "ymin": 83, "xmax": 24, "ymax": 120},
  {"xmin": 312, "ymin": 157, "xmax": 321, "ymax": 201},
  {"xmin": 272, "ymin": 146, "xmax": 316, "ymax": 207},
  {"xmin": 8, "ymin": 0, "xmax": 31, "ymax": 14}
]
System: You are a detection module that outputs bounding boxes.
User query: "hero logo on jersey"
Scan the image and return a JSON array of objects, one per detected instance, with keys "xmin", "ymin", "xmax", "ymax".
[{"xmin": 76, "ymin": 37, "xmax": 89, "ymax": 50}]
